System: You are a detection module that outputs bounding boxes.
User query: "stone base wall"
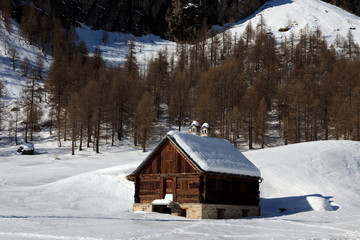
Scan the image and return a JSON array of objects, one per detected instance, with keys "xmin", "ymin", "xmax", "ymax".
[
  {"xmin": 133, "ymin": 203, "xmax": 260, "ymax": 219},
  {"xmin": 133, "ymin": 203, "xmax": 153, "ymax": 212}
]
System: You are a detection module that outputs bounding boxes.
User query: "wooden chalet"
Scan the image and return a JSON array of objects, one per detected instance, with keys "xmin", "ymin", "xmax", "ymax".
[{"xmin": 127, "ymin": 126, "xmax": 262, "ymax": 219}]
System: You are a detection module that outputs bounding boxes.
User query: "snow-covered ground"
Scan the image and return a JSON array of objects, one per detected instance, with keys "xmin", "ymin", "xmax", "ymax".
[
  {"xmin": 0, "ymin": 136, "xmax": 360, "ymax": 239},
  {"xmin": 75, "ymin": 25, "xmax": 176, "ymax": 70},
  {"xmin": 227, "ymin": 0, "xmax": 360, "ymax": 47},
  {"xmin": 1, "ymin": 0, "xmax": 360, "ymax": 238}
]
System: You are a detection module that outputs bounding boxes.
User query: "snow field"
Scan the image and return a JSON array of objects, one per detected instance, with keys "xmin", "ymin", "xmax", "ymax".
[{"xmin": 1, "ymin": 137, "xmax": 360, "ymax": 239}]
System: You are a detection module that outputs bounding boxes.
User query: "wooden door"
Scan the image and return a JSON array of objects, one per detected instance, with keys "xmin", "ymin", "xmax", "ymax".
[{"xmin": 165, "ymin": 179, "xmax": 173, "ymax": 194}]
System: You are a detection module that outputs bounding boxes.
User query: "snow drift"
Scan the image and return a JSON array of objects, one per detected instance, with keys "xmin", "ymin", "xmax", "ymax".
[
  {"xmin": 245, "ymin": 140, "xmax": 360, "ymax": 216},
  {"xmin": 1, "ymin": 140, "xmax": 360, "ymax": 238}
]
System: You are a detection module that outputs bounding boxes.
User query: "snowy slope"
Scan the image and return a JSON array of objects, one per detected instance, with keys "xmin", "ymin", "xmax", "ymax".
[
  {"xmin": 245, "ymin": 140, "xmax": 360, "ymax": 215},
  {"xmin": 0, "ymin": 20, "xmax": 174, "ymax": 113},
  {"xmin": 75, "ymin": 25, "xmax": 176, "ymax": 69},
  {"xmin": 0, "ymin": 139, "xmax": 360, "ymax": 239},
  {"xmin": 0, "ymin": 19, "xmax": 51, "ymax": 106},
  {"xmin": 2, "ymin": 0, "xmax": 360, "ymax": 115},
  {"xmin": 228, "ymin": 0, "xmax": 360, "ymax": 46},
  {"xmin": 73, "ymin": 0, "xmax": 360, "ymax": 72}
]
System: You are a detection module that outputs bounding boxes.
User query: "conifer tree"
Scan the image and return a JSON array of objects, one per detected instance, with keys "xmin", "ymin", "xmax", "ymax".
[
  {"xmin": 67, "ymin": 92, "xmax": 81, "ymax": 155},
  {"xmin": 21, "ymin": 69, "xmax": 42, "ymax": 142},
  {"xmin": 46, "ymin": 55, "xmax": 69, "ymax": 147},
  {"xmin": 346, "ymin": 29, "xmax": 355, "ymax": 58},
  {"xmin": 34, "ymin": 52, "xmax": 44, "ymax": 80},
  {"xmin": 132, "ymin": 91, "xmax": 156, "ymax": 152},
  {"xmin": 255, "ymin": 97, "xmax": 269, "ymax": 148},
  {"xmin": 124, "ymin": 37, "xmax": 139, "ymax": 80},
  {"xmin": 0, "ymin": 81, "xmax": 5, "ymax": 137},
  {"xmin": 243, "ymin": 21, "xmax": 254, "ymax": 47},
  {"xmin": 0, "ymin": 0, "xmax": 11, "ymax": 19},
  {"xmin": 10, "ymin": 107, "xmax": 20, "ymax": 145},
  {"xmin": 0, "ymin": 0, "xmax": 12, "ymax": 33},
  {"xmin": 209, "ymin": 28, "xmax": 220, "ymax": 66},
  {"xmin": 229, "ymin": 107, "xmax": 242, "ymax": 147},
  {"xmin": 169, "ymin": 69, "xmax": 190, "ymax": 131},
  {"xmin": 21, "ymin": 57, "xmax": 31, "ymax": 77},
  {"xmin": 241, "ymin": 86, "xmax": 259, "ymax": 149},
  {"xmin": 9, "ymin": 47, "xmax": 19, "ymax": 70}
]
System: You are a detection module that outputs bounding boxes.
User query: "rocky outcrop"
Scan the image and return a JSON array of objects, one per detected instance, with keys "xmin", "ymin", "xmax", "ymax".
[{"xmin": 29, "ymin": 0, "xmax": 267, "ymax": 40}]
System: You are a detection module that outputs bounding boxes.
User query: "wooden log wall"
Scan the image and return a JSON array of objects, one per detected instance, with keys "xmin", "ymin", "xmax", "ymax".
[
  {"xmin": 133, "ymin": 139, "xmax": 260, "ymax": 206},
  {"xmin": 137, "ymin": 174, "xmax": 201, "ymax": 203},
  {"xmin": 140, "ymin": 141, "xmax": 197, "ymax": 175},
  {"xmin": 204, "ymin": 175, "xmax": 260, "ymax": 206}
]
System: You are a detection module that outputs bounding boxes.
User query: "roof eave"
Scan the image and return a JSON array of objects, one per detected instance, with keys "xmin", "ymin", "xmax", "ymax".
[{"xmin": 204, "ymin": 171, "xmax": 262, "ymax": 180}]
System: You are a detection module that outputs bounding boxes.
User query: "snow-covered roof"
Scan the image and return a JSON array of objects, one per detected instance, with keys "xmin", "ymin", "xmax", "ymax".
[
  {"xmin": 129, "ymin": 131, "xmax": 261, "ymax": 178},
  {"xmin": 201, "ymin": 123, "xmax": 209, "ymax": 128},
  {"xmin": 191, "ymin": 121, "xmax": 199, "ymax": 127},
  {"xmin": 168, "ymin": 131, "xmax": 261, "ymax": 177},
  {"xmin": 20, "ymin": 143, "xmax": 34, "ymax": 151},
  {"xmin": 152, "ymin": 199, "xmax": 173, "ymax": 205}
]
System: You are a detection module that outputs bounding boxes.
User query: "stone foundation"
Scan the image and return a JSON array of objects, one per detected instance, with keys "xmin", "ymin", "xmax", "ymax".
[{"xmin": 133, "ymin": 203, "xmax": 260, "ymax": 219}]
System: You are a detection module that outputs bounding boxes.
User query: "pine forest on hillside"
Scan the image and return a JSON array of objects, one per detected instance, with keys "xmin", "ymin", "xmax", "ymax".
[{"xmin": 2, "ymin": 2, "xmax": 360, "ymax": 153}]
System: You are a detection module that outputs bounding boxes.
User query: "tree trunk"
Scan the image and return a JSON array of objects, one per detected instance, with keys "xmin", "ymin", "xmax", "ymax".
[
  {"xmin": 57, "ymin": 106, "xmax": 61, "ymax": 147},
  {"xmin": 71, "ymin": 129, "xmax": 75, "ymax": 155},
  {"xmin": 14, "ymin": 112, "xmax": 18, "ymax": 145},
  {"xmin": 63, "ymin": 110, "xmax": 67, "ymax": 141},
  {"xmin": 96, "ymin": 116, "xmax": 100, "ymax": 154},
  {"xmin": 25, "ymin": 110, "xmax": 29, "ymax": 143},
  {"xmin": 87, "ymin": 123, "xmax": 91, "ymax": 148},
  {"xmin": 248, "ymin": 115, "xmax": 253, "ymax": 150},
  {"xmin": 79, "ymin": 124, "xmax": 83, "ymax": 151}
]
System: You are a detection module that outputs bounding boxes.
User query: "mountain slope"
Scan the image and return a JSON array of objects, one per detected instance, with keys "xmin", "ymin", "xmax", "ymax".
[
  {"xmin": 27, "ymin": 0, "xmax": 267, "ymax": 40},
  {"xmin": 3, "ymin": 0, "xmax": 360, "ymax": 109},
  {"xmin": 229, "ymin": 0, "xmax": 360, "ymax": 48},
  {"xmin": 0, "ymin": 19, "xmax": 50, "ymax": 106}
]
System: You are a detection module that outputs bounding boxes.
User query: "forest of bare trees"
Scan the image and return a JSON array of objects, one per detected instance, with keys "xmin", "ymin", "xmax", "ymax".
[{"xmin": 3, "ymin": 3, "xmax": 360, "ymax": 153}]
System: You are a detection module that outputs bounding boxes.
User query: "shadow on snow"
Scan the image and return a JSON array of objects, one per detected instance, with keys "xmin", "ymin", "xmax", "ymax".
[{"xmin": 260, "ymin": 194, "xmax": 339, "ymax": 217}]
